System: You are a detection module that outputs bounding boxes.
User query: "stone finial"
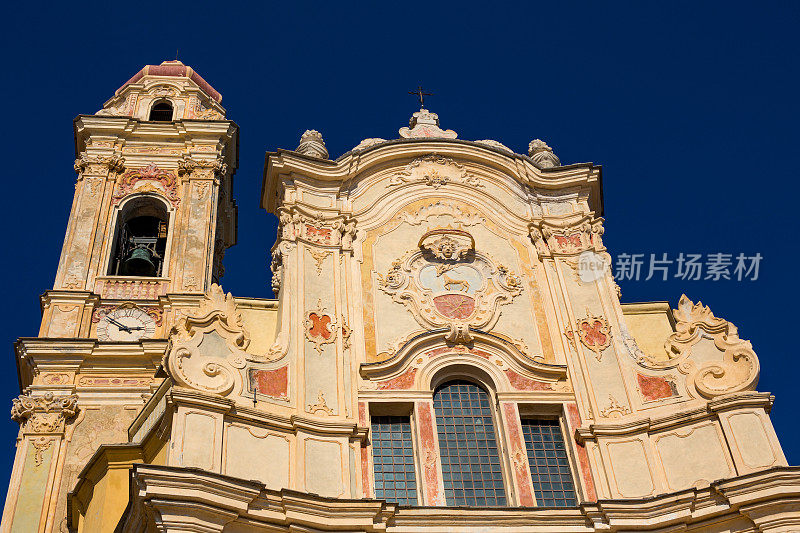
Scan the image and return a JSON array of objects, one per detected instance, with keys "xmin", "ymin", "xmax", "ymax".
[
  {"xmin": 399, "ymin": 109, "xmax": 457, "ymax": 139},
  {"xmin": 296, "ymin": 130, "xmax": 329, "ymax": 160},
  {"xmin": 528, "ymin": 139, "xmax": 561, "ymax": 168}
]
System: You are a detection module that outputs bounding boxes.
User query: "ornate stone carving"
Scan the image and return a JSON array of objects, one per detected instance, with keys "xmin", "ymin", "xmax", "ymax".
[
  {"xmin": 31, "ymin": 437, "xmax": 53, "ymax": 467},
  {"xmin": 528, "ymin": 139, "xmax": 561, "ymax": 168},
  {"xmin": 664, "ymin": 295, "xmax": 760, "ymax": 399},
  {"xmin": 96, "ymin": 94, "xmax": 135, "ymax": 116},
  {"xmin": 599, "ymin": 394, "xmax": 631, "ymax": 419},
  {"xmin": 276, "ymin": 207, "xmax": 357, "ymax": 251},
  {"xmin": 295, "ymin": 130, "xmax": 329, "ymax": 159},
  {"xmin": 113, "ymin": 163, "xmax": 180, "ymax": 207},
  {"xmin": 418, "ymin": 228, "xmax": 475, "ymax": 261},
  {"xmin": 377, "ymin": 244, "xmax": 523, "ymax": 344},
  {"xmin": 164, "ymin": 284, "xmax": 250, "ymax": 396},
  {"xmin": 307, "ymin": 390, "xmax": 334, "ymax": 415},
  {"xmin": 97, "ymin": 278, "xmax": 167, "ymax": 299},
  {"xmin": 565, "ymin": 312, "xmax": 612, "ymax": 361},
  {"xmin": 177, "ymin": 156, "xmax": 227, "ymax": 179},
  {"xmin": 529, "ymin": 216, "xmax": 605, "ymax": 258},
  {"xmin": 399, "ymin": 108, "xmax": 457, "ymax": 139},
  {"xmin": 401, "ymin": 201, "xmax": 484, "ymax": 227},
  {"xmin": 307, "ymin": 248, "xmax": 331, "ymax": 275},
  {"xmin": 304, "ymin": 300, "xmax": 337, "ymax": 354},
  {"xmin": 74, "ymin": 153, "xmax": 126, "ymax": 175},
  {"xmin": 11, "ymin": 393, "xmax": 79, "ymax": 434},
  {"xmin": 389, "ymin": 154, "xmax": 481, "ymax": 188}
]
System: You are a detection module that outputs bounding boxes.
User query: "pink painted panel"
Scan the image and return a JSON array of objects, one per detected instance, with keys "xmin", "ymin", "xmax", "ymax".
[
  {"xmin": 502, "ymin": 403, "xmax": 535, "ymax": 506},
  {"xmin": 566, "ymin": 403, "xmax": 596, "ymax": 501}
]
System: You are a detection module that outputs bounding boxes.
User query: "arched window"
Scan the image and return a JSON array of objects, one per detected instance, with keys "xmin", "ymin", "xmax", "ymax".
[
  {"xmin": 148, "ymin": 101, "xmax": 174, "ymax": 121},
  {"xmin": 433, "ymin": 380, "xmax": 506, "ymax": 506},
  {"xmin": 108, "ymin": 197, "xmax": 169, "ymax": 277}
]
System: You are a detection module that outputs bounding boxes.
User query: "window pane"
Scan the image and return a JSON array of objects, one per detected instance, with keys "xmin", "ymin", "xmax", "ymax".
[
  {"xmin": 433, "ymin": 381, "xmax": 506, "ymax": 506},
  {"xmin": 521, "ymin": 418, "xmax": 578, "ymax": 507},
  {"xmin": 371, "ymin": 415, "xmax": 418, "ymax": 505}
]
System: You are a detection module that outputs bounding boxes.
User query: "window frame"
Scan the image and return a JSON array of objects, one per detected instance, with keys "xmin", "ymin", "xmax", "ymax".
[
  {"xmin": 517, "ymin": 403, "xmax": 583, "ymax": 506},
  {"xmin": 366, "ymin": 402, "xmax": 423, "ymax": 505},
  {"xmin": 432, "ymin": 379, "xmax": 510, "ymax": 507}
]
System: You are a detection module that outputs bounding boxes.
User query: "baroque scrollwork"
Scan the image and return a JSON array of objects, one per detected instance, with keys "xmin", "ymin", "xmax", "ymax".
[
  {"xmin": 164, "ymin": 284, "xmax": 250, "ymax": 396},
  {"xmin": 11, "ymin": 392, "xmax": 79, "ymax": 434},
  {"xmin": 113, "ymin": 163, "xmax": 181, "ymax": 207},
  {"xmin": 658, "ymin": 295, "xmax": 760, "ymax": 399},
  {"xmin": 389, "ymin": 154, "xmax": 482, "ymax": 189},
  {"xmin": 377, "ymin": 235, "xmax": 523, "ymax": 344}
]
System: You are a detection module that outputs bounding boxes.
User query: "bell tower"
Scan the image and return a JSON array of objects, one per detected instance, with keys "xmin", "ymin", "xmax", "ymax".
[
  {"xmin": 1, "ymin": 61, "xmax": 238, "ymax": 532},
  {"xmin": 43, "ymin": 60, "xmax": 238, "ymax": 338}
]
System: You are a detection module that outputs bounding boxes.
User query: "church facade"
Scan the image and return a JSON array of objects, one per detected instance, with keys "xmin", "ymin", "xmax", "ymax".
[{"xmin": 2, "ymin": 61, "xmax": 798, "ymax": 532}]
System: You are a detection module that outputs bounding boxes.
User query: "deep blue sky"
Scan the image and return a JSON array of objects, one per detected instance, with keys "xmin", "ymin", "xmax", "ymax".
[{"xmin": 0, "ymin": 2, "xmax": 798, "ymax": 505}]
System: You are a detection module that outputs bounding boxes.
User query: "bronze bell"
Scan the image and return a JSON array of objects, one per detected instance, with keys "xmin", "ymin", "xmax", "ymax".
[{"xmin": 122, "ymin": 246, "xmax": 156, "ymax": 276}]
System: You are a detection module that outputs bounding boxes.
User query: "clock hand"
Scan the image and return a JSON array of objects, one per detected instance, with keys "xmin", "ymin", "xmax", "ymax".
[{"xmin": 106, "ymin": 317, "xmax": 132, "ymax": 332}]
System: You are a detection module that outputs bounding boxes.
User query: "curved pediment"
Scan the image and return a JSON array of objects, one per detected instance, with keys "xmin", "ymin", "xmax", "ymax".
[
  {"xmin": 262, "ymin": 139, "xmax": 602, "ymax": 215},
  {"xmin": 359, "ymin": 330, "xmax": 568, "ymax": 394}
]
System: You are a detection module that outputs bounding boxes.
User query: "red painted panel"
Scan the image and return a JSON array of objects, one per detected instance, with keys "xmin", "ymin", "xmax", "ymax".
[
  {"xmin": 377, "ymin": 368, "xmax": 417, "ymax": 390},
  {"xmin": 417, "ymin": 402, "xmax": 443, "ymax": 505},
  {"xmin": 250, "ymin": 366, "xmax": 289, "ymax": 400},
  {"xmin": 637, "ymin": 373, "xmax": 677, "ymax": 401},
  {"xmin": 566, "ymin": 403, "xmax": 596, "ymax": 501},
  {"xmin": 359, "ymin": 402, "xmax": 370, "ymax": 496},
  {"xmin": 505, "ymin": 369, "xmax": 552, "ymax": 391},
  {"xmin": 502, "ymin": 403, "xmax": 535, "ymax": 506},
  {"xmin": 307, "ymin": 313, "xmax": 333, "ymax": 340}
]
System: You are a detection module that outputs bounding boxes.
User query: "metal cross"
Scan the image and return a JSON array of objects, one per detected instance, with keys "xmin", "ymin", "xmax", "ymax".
[{"xmin": 409, "ymin": 85, "xmax": 433, "ymax": 108}]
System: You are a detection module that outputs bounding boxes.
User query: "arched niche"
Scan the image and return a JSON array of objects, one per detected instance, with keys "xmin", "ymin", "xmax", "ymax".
[{"xmin": 107, "ymin": 194, "xmax": 174, "ymax": 278}]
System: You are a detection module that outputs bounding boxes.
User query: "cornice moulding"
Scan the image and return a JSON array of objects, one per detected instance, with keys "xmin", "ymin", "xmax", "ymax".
[
  {"xmin": 576, "ymin": 391, "xmax": 776, "ymax": 442},
  {"xmin": 113, "ymin": 464, "xmax": 800, "ymax": 532},
  {"xmin": 262, "ymin": 142, "xmax": 602, "ymax": 213}
]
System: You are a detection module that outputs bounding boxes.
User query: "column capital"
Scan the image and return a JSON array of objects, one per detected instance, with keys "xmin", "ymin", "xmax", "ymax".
[{"xmin": 11, "ymin": 392, "xmax": 79, "ymax": 435}]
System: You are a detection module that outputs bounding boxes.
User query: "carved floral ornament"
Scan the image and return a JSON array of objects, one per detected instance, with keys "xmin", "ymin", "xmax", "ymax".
[
  {"xmin": 113, "ymin": 163, "xmax": 181, "ymax": 208},
  {"xmin": 389, "ymin": 154, "xmax": 482, "ymax": 189},
  {"xmin": 11, "ymin": 392, "xmax": 79, "ymax": 434},
  {"xmin": 378, "ymin": 228, "xmax": 523, "ymax": 344},
  {"xmin": 164, "ymin": 284, "xmax": 255, "ymax": 396},
  {"xmin": 529, "ymin": 216, "xmax": 605, "ymax": 258}
]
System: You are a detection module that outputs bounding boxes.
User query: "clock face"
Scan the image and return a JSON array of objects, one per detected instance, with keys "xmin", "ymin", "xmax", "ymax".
[{"xmin": 97, "ymin": 307, "xmax": 157, "ymax": 342}]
